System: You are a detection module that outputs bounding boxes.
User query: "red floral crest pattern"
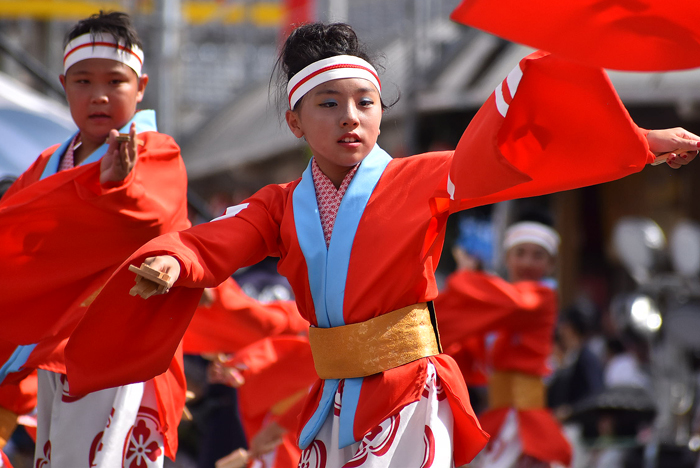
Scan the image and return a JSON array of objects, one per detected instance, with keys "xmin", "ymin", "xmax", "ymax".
[
  {"xmin": 35, "ymin": 441, "xmax": 51, "ymax": 468},
  {"xmin": 298, "ymin": 440, "xmax": 328, "ymax": 468},
  {"xmin": 123, "ymin": 406, "xmax": 163, "ymax": 468},
  {"xmin": 343, "ymin": 414, "xmax": 401, "ymax": 467},
  {"xmin": 422, "ymin": 368, "xmax": 446, "ymax": 402},
  {"xmin": 420, "ymin": 426, "xmax": 435, "ymax": 468}
]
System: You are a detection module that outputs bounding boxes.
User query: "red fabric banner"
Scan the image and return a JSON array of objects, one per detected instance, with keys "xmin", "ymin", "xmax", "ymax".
[
  {"xmin": 280, "ymin": 0, "xmax": 316, "ymax": 42},
  {"xmin": 451, "ymin": 0, "xmax": 700, "ymax": 71}
]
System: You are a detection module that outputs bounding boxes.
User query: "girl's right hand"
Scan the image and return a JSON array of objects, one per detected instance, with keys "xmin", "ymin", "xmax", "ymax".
[{"xmin": 143, "ymin": 255, "xmax": 181, "ymax": 292}]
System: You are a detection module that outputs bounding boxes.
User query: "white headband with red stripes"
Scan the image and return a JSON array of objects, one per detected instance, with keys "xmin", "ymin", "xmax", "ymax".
[
  {"xmin": 503, "ymin": 221, "xmax": 560, "ymax": 256},
  {"xmin": 287, "ymin": 55, "xmax": 381, "ymax": 109},
  {"xmin": 63, "ymin": 32, "xmax": 144, "ymax": 76}
]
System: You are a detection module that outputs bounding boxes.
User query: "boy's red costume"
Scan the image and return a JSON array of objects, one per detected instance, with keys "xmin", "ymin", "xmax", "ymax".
[
  {"xmin": 436, "ymin": 270, "xmax": 570, "ymax": 465},
  {"xmin": 0, "ymin": 111, "xmax": 190, "ymax": 459}
]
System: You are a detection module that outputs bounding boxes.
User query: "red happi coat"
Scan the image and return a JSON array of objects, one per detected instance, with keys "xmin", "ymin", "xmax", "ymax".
[
  {"xmin": 435, "ymin": 270, "xmax": 571, "ymax": 465},
  {"xmin": 0, "ymin": 115, "xmax": 190, "ymax": 459},
  {"xmin": 67, "ymin": 53, "xmax": 655, "ymax": 465}
]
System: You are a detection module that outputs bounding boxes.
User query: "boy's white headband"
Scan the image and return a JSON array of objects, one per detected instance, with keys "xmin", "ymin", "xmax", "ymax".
[
  {"xmin": 503, "ymin": 221, "xmax": 560, "ymax": 256},
  {"xmin": 63, "ymin": 33, "xmax": 144, "ymax": 76},
  {"xmin": 287, "ymin": 55, "xmax": 381, "ymax": 109}
]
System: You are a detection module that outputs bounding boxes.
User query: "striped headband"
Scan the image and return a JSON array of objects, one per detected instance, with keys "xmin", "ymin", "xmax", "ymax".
[
  {"xmin": 287, "ymin": 55, "xmax": 381, "ymax": 109},
  {"xmin": 63, "ymin": 32, "xmax": 144, "ymax": 76},
  {"xmin": 503, "ymin": 221, "xmax": 560, "ymax": 256}
]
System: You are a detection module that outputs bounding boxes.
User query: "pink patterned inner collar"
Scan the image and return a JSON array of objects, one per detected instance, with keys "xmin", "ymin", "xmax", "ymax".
[
  {"xmin": 311, "ymin": 158, "xmax": 359, "ymax": 247},
  {"xmin": 58, "ymin": 133, "xmax": 82, "ymax": 172}
]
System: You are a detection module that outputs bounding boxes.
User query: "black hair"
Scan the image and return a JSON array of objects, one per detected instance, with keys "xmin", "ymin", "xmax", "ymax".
[
  {"xmin": 273, "ymin": 22, "xmax": 391, "ymax": 112},
  {"xmin": 63, "ymin": 11, "xmax": 142, "ymax": 51}
]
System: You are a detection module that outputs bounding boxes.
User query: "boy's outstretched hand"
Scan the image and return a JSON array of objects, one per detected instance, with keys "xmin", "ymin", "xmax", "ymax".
[
  {"xmin": 647, "ymin": 127, "xmax": 700, "ymax": 169},
  {"xmin": 100, "ymin": 122, "xmax": 138, "ymax": 184}
]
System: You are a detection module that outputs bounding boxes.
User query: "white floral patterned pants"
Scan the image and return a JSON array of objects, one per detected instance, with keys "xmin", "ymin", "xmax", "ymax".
[
  {"xmin": 34, "ymin": 370, "xmax": 164, "ymax": 468},
  {"xmin": 298, "ymin": 363, "xmax": 455, "ymax": 468}
]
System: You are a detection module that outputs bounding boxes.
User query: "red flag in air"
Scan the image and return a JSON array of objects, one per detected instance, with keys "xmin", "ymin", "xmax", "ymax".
[
  {"xmin": 280, "ymin": 0, "xmax": 316, "ymax": 42},
  {"xmin": 450, "ymin": 0, "xmax": 700, "ymax": 71},
  {"xmin": 451, "ymin": 50, "xmax": 652, "ymax": 207}
]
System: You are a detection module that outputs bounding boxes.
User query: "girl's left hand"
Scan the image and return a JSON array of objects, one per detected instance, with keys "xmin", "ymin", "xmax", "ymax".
[
  {"xmin": 100, "ymin": 122, "xmax": 138, "ymax": 184},
  {"xmin": 647, "ymin": 127, "xmax": 700, "ymax": 168}
]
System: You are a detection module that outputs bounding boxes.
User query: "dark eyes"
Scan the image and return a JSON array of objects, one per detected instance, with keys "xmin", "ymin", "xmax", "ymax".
[
  {"xmin": 71, "ymin": 78, "xmax": 126, "ymax": 85},
  {"xmin": 318, "ymin": 98, "xmax": 374, "ymax": 108}
]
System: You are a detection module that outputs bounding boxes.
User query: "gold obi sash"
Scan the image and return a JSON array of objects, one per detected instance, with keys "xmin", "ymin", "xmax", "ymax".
[
  {"xmin": 308, "ymin": 302, "xmax": 442, "ymax": 380},
  {"xmin": 488, "ymin": 370, "xmax": 545, "ymax": 410}
]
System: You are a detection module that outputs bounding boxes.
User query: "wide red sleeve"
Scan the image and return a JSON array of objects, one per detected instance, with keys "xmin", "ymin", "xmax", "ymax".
[
  {"xmin": 0, "ymin": 145, "xmax": 57, "ymax": 201},
  {"xmin": 441, "ymin": 52, "xmax": 653, "ymax": 213},
  {"xmin": 153, "ymin": 344, "xmax": 187, "ymax": 460},
  {"xmin": 0, "ymin": 131, "xmax": 189, "ymax": 346},
  {"xmin": 65, "ymin": 184, "xmax": 289, "ymax": 396},
  {"xmin": 183, "ymin": 277, "xmax": 306, "ymax": 355},
  {"xmin": 434, "ymin": 270, "xmax": 555, "ymax": 347}
]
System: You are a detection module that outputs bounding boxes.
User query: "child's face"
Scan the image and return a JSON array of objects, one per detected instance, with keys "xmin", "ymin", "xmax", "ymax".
[
  {"xmin": 504, "ymin": 242, "xmax": 555, "ymax": 282},
  {"xmin": 285, "ymin": 77, "xmax": 382, "ymax": 186},
  {"xmin": 60, "ymin": 58, "xmax": 147, "ymax": 149}
]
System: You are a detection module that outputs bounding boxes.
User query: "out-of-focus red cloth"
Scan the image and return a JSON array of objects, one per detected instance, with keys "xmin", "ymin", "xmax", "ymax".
[
  {"xmin": 451, "ymin": 0, "xmax": 700, "ymax": 71},
  {"xmin": 183, "ymin": 278, "xmax": 306, "ymax": 355}
]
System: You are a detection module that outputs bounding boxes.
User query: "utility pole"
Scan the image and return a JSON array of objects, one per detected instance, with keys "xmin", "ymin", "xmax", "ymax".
[
  {"xmin": 327, "ymin": 0, "xmax": 348, "ymax": 23},
  {"xmin": 152, "ymin": 0, "xmax": 181, "ymax": 138}
]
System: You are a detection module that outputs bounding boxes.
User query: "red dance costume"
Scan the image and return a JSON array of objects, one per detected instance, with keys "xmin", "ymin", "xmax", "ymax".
[
  {"xmin": 436, "ymin": 270, "xmax": 570, "ymax": 465},
  {"xmin": 67, "ymin": 53, "xmax": 655, "ymax": 466},
  {"xmin": 0, "ymin": 111, "xmax": 190, "ymax": 460}
]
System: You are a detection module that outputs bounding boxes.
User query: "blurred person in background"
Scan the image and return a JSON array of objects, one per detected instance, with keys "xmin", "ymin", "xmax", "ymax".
[
  {"xmin": 548, "ymin": 307, "xmax": 605, "ymax": 420},
  {"xmin": 436, "ymin": 215, "xmax": 572, "ymax": 467}
]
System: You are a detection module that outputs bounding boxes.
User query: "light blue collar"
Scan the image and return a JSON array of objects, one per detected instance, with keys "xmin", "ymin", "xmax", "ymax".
[
  {"xmin": 39, "ymin": 110, "xmax": 157, "ymax": 181},
  {"xmin": 293, "ymin": 144, "xmax": 391, "ymax": 328},
  {"xmin": 293, "ymin": 144, "xmax": 392, "ymax": 449}
]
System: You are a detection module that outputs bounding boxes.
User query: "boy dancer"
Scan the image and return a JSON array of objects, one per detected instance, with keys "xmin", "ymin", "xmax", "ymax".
[
  {"xmin": 0, "ymin": 11, "xmax": 189, "ymax": 467},
  {"xmin": 436, "ymin": 219, "xmax": 571, "ymax": 467}
]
